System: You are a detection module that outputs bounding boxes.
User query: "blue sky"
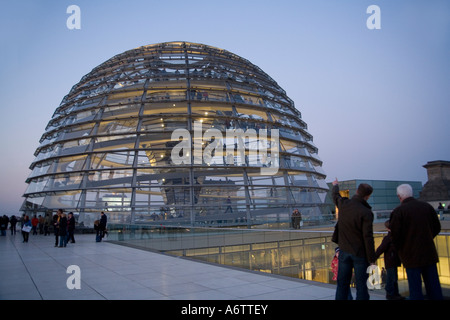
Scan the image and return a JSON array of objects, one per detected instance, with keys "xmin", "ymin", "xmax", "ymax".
[{"xmin": 0, "ymin": 0, "xmax": 449, "ymax": 214}]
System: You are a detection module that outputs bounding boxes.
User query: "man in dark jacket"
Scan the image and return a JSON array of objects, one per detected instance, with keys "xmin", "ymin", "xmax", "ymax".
[
  {"xmin": 389, "ymin": 184, "xmax": 442, "ymax": 300},
  {"xmin": 97, "ymin": 211, "xmax": 107, "ymax": 241},
  {"xmin": 332, "ymin": 178, "xmax": 376, "ymax": 300}
]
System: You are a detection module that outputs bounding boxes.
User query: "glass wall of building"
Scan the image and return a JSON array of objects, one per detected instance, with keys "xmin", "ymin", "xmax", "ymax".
[{"xmin": 22, "ymin": 41, "xmax": 328, "ymax": 227}]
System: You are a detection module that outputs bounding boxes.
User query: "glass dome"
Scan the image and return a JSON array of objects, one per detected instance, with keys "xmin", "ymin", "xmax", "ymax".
[{"xmin": 22, "ymin": 41, "xmax": 328, "ymax": 227}]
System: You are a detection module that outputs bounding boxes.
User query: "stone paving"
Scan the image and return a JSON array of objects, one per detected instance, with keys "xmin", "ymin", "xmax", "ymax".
[{"xmin": 0, "ymin": 232, "xmax": 385, "ymax": 300}]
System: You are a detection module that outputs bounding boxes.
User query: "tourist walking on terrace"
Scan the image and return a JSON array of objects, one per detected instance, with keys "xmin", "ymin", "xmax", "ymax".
[
  {"xmin": 22, "ymin": 215, "xmax": 32, "ymax": 243},
  {"xmin": 389, "ymin": 184, "xmax": 443, "ymax": 300},
  {"xmin": 331, "ymin": 178, "xmax": 376, "ymax": 300}
]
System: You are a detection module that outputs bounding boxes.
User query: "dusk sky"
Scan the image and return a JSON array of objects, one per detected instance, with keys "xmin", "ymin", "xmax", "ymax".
[{"xmin": 0, "ymin": 0, "xmax": 449, "ymax": 214}]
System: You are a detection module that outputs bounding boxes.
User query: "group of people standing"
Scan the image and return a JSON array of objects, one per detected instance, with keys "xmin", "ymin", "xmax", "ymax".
[
  {"xmin": 53, "ymin": 209, "xmax": 76, "ymax": 247},
  {"xmin": 0, "ymin": 214, "xmax": 50, "ymax": 243},
  {"xmin": 0, "ymin": 214, "xmax": 19, "ymax": 236},
  {"xmin": 2, "ymin": 209, "xmax": 108, "ymax": 245},
  {"xmin": 331, "ymin": 178, "xmax": 443, "ymax": 300},
  {"xmin": 1, "ymin": 210, "xmax": 76, "ymax": 246}
]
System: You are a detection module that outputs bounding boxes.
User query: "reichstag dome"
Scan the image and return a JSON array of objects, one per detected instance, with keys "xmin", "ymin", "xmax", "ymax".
[{"xmin": 22, "ymin": 41, "xmax": 328, "ymax": 227}]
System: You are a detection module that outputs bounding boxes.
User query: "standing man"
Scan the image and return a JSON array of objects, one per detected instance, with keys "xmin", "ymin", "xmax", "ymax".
[
  {"xmin": 97, "ymin": 211, "xmax": 107, "ymax": 241},
  {"xmin": 10, "ymin": 215, "xmax": 17, "ymax": 235},
  {"xmin": 67, "ymin": 212, "xmax": 76, "ymax": 244},
  {"xmin": 389, "ymin": 184, "xmax": 442, "ymax": 300},
  {"xmin": 332, "ymin": 178, "xmax": 376, "ymax": 300}
]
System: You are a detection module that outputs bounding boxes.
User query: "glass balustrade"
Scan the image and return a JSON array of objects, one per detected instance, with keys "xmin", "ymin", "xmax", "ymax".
[{"xmin": 106, "ymin": 224, "xmax": 450, "ymax": 296}]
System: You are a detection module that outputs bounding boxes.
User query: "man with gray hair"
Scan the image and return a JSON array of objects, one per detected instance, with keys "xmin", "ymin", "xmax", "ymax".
[{"xmin": 389, "ymin": 184, "xmax": 442, "ymax": 300}]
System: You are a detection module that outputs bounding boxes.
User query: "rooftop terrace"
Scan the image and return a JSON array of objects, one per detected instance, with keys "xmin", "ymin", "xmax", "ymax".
[
  {"xmin": 2, "ymin": 220, "xmax": 449, "ymax": 304},
  {"xmin": 0, "ymin": 231, "xmax": 384, "ymax": 301}
]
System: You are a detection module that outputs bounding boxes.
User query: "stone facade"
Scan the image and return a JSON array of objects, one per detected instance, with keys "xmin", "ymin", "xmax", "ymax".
[{"xmin": 420, "ymin": 160, "xmax": 450, "ymax": 208}]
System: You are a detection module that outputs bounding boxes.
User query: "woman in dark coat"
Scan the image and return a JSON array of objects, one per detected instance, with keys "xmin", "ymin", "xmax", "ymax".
[
  {"xmin": 22, "ymin": 216, "xmax": 32, "ymax": 243},
  {"xmin": 67, "ymin": 212, "xmax": 76, "ymax": 243}
]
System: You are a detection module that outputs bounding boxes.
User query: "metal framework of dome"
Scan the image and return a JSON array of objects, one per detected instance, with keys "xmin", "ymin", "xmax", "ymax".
[{"xmin": 21, "ymin": 41, "xmax": 328, "ymax": 227}]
